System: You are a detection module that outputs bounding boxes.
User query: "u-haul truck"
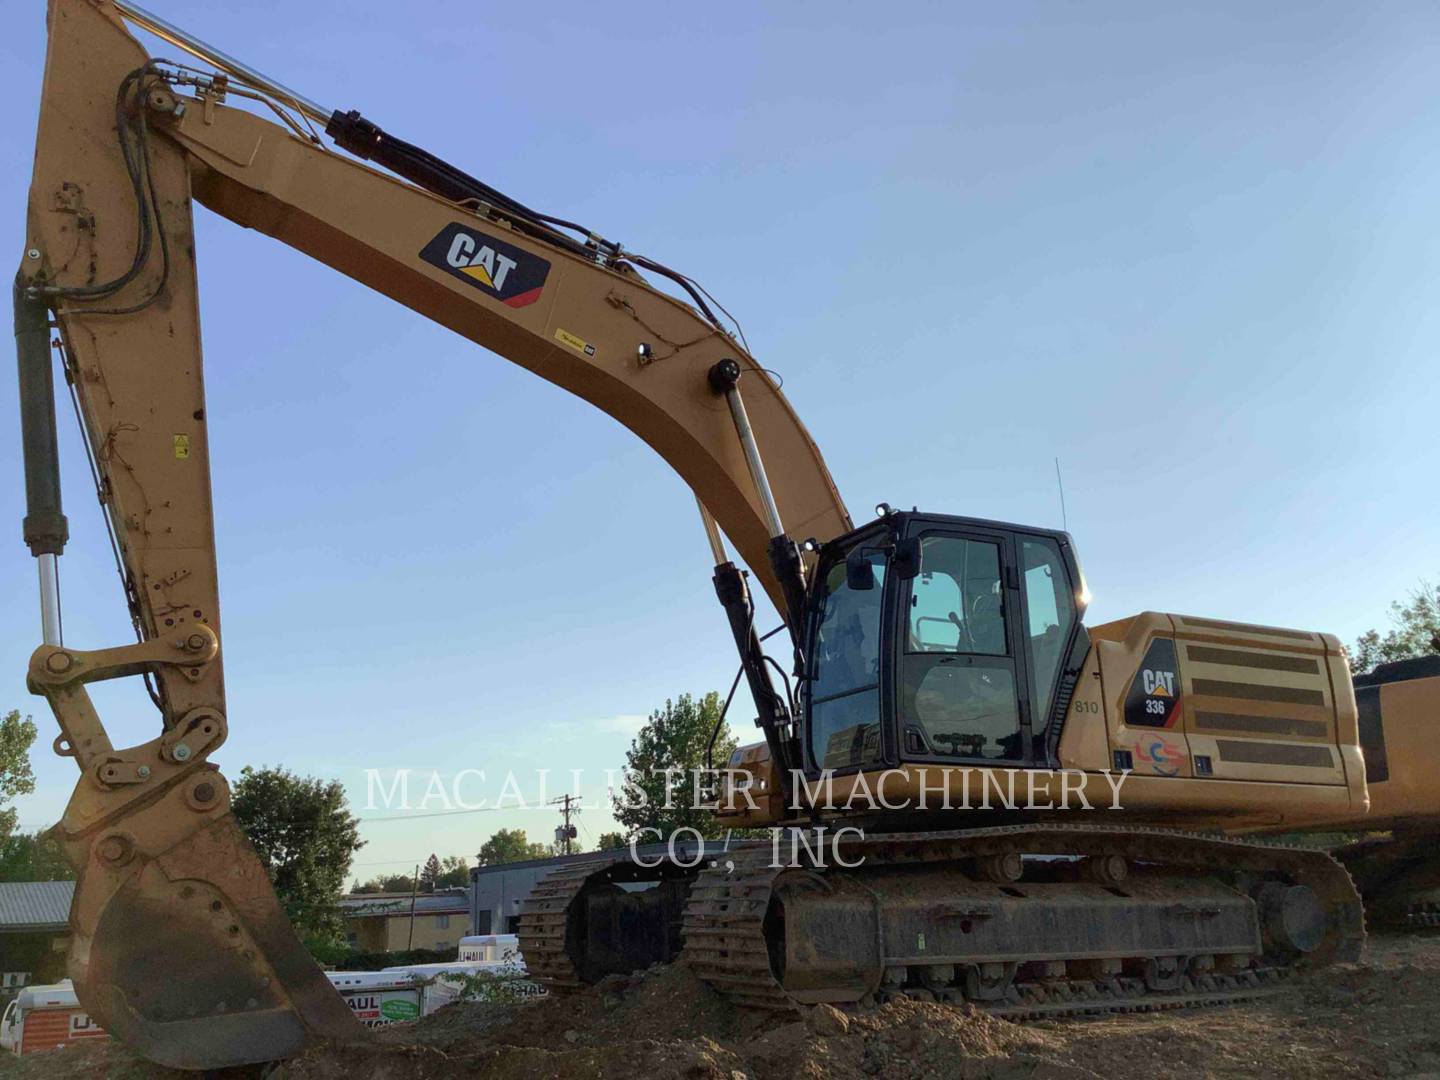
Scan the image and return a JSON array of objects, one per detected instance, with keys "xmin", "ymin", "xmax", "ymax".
[
  {"xmin": 326, "ymin": 971, "xmax": 423, "ymax": 1027},
  {"xmin": 1, "ymin": 971, "xmax": 427, "ymax": 1055},
  {"xmin": 0, "ymin": 983, "xmax": 106, "ymax": 1056},
  {"xmin": 384, "ymin": 955, "xmax": 546, "ymax": 1013}
]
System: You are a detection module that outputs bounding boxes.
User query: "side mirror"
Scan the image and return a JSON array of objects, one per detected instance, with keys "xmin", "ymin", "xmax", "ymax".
[
  {"xmin": 893, "ymin": 537, "xmax": 923, "ymax": 580},
  {"xmin": 845, "ymin": 549, "xmax": 876, "ymax": 591}
]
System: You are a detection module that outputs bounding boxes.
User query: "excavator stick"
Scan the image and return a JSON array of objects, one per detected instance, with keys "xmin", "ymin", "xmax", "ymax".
[{"xmin": 17, "ymin": 0, "xmax": 364, "ymax": 1066}]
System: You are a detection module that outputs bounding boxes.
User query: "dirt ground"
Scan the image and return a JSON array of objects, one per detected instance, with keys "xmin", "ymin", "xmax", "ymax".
[{"xmin": 5, "ymin": 933, "xmax": 1439, "ymax": 1079}]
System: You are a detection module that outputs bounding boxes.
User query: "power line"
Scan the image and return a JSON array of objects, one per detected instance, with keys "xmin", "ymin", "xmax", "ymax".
[{"xmin": 358, "ymin": 805, "xmax": 517, "ymax": 823}]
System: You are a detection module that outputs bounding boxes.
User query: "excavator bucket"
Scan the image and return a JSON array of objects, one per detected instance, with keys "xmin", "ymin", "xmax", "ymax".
[
  {"xmin": 60, "ymin": 771, "xmax": 365, "ymax": 1068},
  {"xmin": 26, "ymin": 651, "xmax": 366, "ymax": 1069}
]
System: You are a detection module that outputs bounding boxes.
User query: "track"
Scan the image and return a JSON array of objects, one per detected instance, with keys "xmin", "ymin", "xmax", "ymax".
[
  {"xmin": 522, "ymin": 824, "xmax": 1364, "ymax": 1022},
  {"xmin": 1337, "ymin": 832, "xmax": 1440, "ymax": 930},
  {"xmin": 516, "ymin": 854, "xmax": 629, "ymax": 991},
  {"xmin": 1406, "ymin": 903, "xmax": 1440, "ymax": 929},
  {"xmin": 684, "ymin": 824, "xmax": 1361, "ymax": 1018}
]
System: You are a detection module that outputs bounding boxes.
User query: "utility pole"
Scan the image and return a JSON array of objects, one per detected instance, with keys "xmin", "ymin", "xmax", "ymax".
[
  {"xmin": 550, "ymin": 794, "xmax": 580, "ymax": 856},
  {"xmin": 406, "ymin": 863, "xmax": 419, "ymax": 951}
]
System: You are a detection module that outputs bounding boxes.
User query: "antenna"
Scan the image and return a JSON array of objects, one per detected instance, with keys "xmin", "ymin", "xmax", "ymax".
[{"xmin": 1054, "ymin": 457, "xmax": 1069, "ymax": 532}]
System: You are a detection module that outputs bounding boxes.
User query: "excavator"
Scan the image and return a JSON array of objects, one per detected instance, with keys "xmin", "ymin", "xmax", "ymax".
[{"xmin": 13, "ymin": 0, "xmax": 1440, "ymax": 1070}]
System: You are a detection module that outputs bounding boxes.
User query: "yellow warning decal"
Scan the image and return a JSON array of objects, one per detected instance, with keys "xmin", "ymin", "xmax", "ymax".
[
  {"xmin": 173, "ymin": 434, "xmax": 190, "ymax": 460},
  {"xmin": 554, "ymin": 328, "xmax": 596, "ymax": 358}
]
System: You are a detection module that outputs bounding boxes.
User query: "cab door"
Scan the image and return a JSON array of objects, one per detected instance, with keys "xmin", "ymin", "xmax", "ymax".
[{"xmin": 896, "ymin": 529, "xmax": 1033, "ymax": 763}]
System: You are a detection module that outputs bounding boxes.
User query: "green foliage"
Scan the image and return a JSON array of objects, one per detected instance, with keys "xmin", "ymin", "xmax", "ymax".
[
  {"xmin": 0, "ymin": 713, "xmax": 66, "ymax": 883},
  {"xmin": 609, "ymin": 692, "xmax": 737, "ymax": 840},
  {"xmin": 304, "ymin": 934, "xmax": 353, "ymax": 968},
  {"xmin": 0, "ymin": 711, "xmax": 38, "ymax": 841},
  {"xmin": 231, "ymin": 765, "xmax": 364, "ymax": 950},
  {"xmin": 419, "ymin": 853, "xmax": 442, "ymax": 892},
  {"xmin": 1351, "ymin": 579, "xmax": 1440, "ymax": 674},
  {"xmin": 353, "ymin": 855, "xmax": 467, "ymax": 895},
  {"xmin": 435, "ymin": 854, "xmax": 470, "ymax": 888},
  {"xmin": 595, "ymin": 831, "xmax": 628, "ymax": 851},
  {"xmin": 438, "ymin": 966, "xmax": 536, "ymax": 1004},
  {"xmin": 351, "ymin": 871, "xmax": 417, "ymax": 895},
  {"xmin": 476, "ymin": 828, "xmax": 550, "ymax": 866},
  {"xmin": 0, "ymin": 829, "xmax": 73, "ymax": 882}
]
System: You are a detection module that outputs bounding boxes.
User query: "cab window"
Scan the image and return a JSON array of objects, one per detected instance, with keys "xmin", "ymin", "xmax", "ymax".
[
  {"xmin": 1021, "ymin": 537, "xmax": 1074, "ymax": 721},
  {"xmin": 808, "ymin": 552, "xmax": 886, "ymax": 771},
  {"xmin": 899, "ymin": 535, "xmax": 1023, "ymax": 762},
  {"xmin": 907, "ymin": 536, "xmax": 1006, "ymax": 655}
]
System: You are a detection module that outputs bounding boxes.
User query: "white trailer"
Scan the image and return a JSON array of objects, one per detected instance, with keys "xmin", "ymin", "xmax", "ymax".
[
  {"xmin": 383, "ymin": 956, "xmax": 546, "ymax": 1013},
  {"xmin": 457, "ymin": 933, "xmax": 521, "ymax": 963}
]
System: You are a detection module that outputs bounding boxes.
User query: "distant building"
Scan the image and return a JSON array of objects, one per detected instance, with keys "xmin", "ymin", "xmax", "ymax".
[
  {"xmin": 0, "ymin": 881, "xmax": 76, "ymax": 991},
  {"xmin": 339, "ymin": 889, "xmax": 471, "ymax": 953}
]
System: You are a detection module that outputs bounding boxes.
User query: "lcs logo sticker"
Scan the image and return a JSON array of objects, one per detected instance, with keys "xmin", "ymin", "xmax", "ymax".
[
  {"xmin": 420, "ymin": 224, "xmax": 550, "ymax": 308},
  {"xmin": 1136, "ymin": 736, "xmax": 1186, "ymax": 777},
  {"xmin": 1124, "ymin": 638, "xmax": 1183, "ymax": 729}
]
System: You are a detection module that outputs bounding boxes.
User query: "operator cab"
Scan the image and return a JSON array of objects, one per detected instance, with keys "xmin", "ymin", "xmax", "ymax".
[{"xmin": 803, "ymin": 508, "xmax": 1090, "ymax": 775}]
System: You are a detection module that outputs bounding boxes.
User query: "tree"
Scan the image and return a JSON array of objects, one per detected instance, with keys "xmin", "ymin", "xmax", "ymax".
[
  {"xmin": 476, "ymin": 828, "xmax": 549, "ymax": 866},
  {"xmin": 1351, "ymin": 578, "xmax": 1440, "ymax": 674},
  {"xmin": 353, "ymin": 857, "xmax": 469, "ymax": 894},
  {"xmin": 610, "ymin": 692, "xmax": 737, "ymax": 840},
  {"xmin": 351, "ymin": 872, "xmax": 416, "ymax": 895},
  {"xmin": 419, "ymin": 853, "xmax": 442, "ymax": 893},
  {"xmin": 0, "ymin": 711, "xmax": 38, "ymax": 841},
  {"xmin": 0, "ymin": 830, "xmax": 73, "ymax": 882},
  {"xmin": 231, "ymin": 765, "xmax": 364, "ymax": 951},
  {"xmin": 596, "ymin": 831, "xmax": 628, "ymax": 851},
  {"xmin": 435, "ymin": 854, "xmax": 470, "ymax": 889}
]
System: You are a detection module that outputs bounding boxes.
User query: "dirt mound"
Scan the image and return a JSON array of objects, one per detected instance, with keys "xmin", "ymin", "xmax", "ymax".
[
  {"xmin": 274, "ymin": 1034, "xmax": 749, "ymax": 1080},
  {"xmin": 465, "ymin": 961, "xmax": 752, "ymax": 1049},
  {"xmin": 275, "ymin": 962, "xmax": 1082, "ymax": 1080},
  {"xmin": 0, "ymin": 1041, "xmax": 142, "ymax": 1079},
  {"xmin": 275, "ymin": 936, "xmax": 1440, "ymax": 1080},
  {"xmin": 6, "ymin": 935, "xmax": 1440, "ymax": 1079},
  {"xmin": 741, "ymin": 998, "xmax": 1083, "ymax": 1080}
]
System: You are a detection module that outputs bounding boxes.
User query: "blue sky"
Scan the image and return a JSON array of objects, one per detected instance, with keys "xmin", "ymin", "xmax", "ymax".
[{"xmin": 2, "ymin": 1, "xmax": 1437, "ymax": 880}]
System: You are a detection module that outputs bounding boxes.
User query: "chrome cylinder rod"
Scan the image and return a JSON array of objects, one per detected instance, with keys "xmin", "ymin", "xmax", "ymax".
[
  {"xmin": 38, "ymin": 555, "xmax": 61, "ymax": 646},
  {"xmin": 111, "ymin": 0, "xmax": 335, "ymax": 126},
  {"xmin": 695, "ymin": 497, "xmax": 728, "ymax": 565},
  {"xmin": 709, "ymin": 361, "xmax": 786, "ymax": 540}
]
